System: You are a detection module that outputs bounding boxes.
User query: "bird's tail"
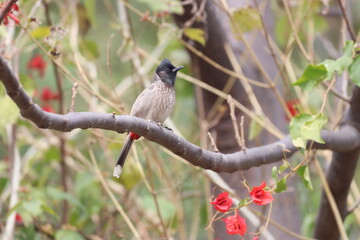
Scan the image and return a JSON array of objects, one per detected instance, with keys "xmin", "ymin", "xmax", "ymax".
[{"xmin": 113, "ymin": 132, "xmax": 140, "ymax": 178}]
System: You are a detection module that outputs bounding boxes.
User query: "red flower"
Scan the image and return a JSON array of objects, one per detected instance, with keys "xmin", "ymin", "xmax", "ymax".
[
  {"xmin": 40, "ymin": 86, "xmax": 59, "ymax": 101},
  {"xmin": 222, "ymin": 211, "xmax": 247, "ymax": 236},
  {"xmin": 42, "ymin": 104, "xmax": 55, "ymax": 113},
  {"xmin": 27, "ymin": 54, "xmax": 47, "ymax": 78},
  {"xmin": 249, "ymin": 182, "xmax": 274, "ymax": 206},
  {"xmin": 285, "ymin": 100, "xmax": 300, "ymax": 118},
  {"xmin": 15, "ymin": 213, "xmax": 23, "ymax": 224},
  {"xmin": 252, "ymin": 236, "xmax": 259, "ymax": 240},
  {"xmin": 211, "ymin": 192, "xmax": 233, "ymax": 213},
  {"xmin": 0, "ymin": 2, "xmax": 20, "ymax": 26}
]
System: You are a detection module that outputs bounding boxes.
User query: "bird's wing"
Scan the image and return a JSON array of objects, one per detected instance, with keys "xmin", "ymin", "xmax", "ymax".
[{"xmin": 129, "ymin": 83, "xmax": 157, "ymax": 119}]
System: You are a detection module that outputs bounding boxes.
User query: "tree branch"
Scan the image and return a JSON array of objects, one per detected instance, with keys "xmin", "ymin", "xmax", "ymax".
[
  {"xmin": 0, "ymin": 56, "xmax": 360, "ymax": 173},
  {"xmin": 336, "ymin": 0, "xmax": 357, "ymax": 42}
]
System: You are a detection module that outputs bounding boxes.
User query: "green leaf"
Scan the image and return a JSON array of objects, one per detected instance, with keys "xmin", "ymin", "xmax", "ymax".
[
  {"xmin": 294, "ymin": 41, "xmax": 355, "ymax": 90},
  {"xmin": 289, "ymin": 113, "xmax": 328, "ymax": 148},
  {"xmin": 0, "ymin": 96, "xmax": 20, "ymax": 133},
  {"xmin": 41, "ymin": 204, "xmax": 58, "ymax": 217},
  {"xmin": 237, "ymin": 197, "xmax": 250, "ymax": 208},
  {"xmin": 22, "ymin": 199, "xmax": 43, "ymax": 216},
  {"xmin": 274, "ymin": 178, "xmax": 287, "ymax": 193},
  {"xmin": 271, "ymin": 166, "xmax": 278, "ymax": 182},
  {"xmin": 0, "ymin": 177, "xmax": 8, "ymax": 194},
  {"xmin": 297, "ymin": 165, "xmax": 313, "ymax": 190},
  {"xmin": 279, "ymin": 162, "xmax": 289, "ymax": 174},
  {"xmin": 322, "ymin": 41, "xmax": 354, "ymax": 74},
  {"xmin": 30, "ymin": 26, "xmax": 51, "ymax": 39},
  {"xmin": 349, "ymin": 55, "xmax": 360, "ymax": 87},
  {"xmin": 231, "ymin": 7, "xmax": 262, "ymax": 34},
  {"xmin": 183, "ymin": 28, "xmax": 206, "ymax": 46},
  {"xmin": 248, "ymin": 115, "xmax": 263, "ymax": 140},
  {"xmin": 79, "ymin": 39, "xmax": 99, "ymax": 60},
  {"xmin": 55, "ymin": 230, "xmax": 84, "ymax": 240},
  {"xmin": 292, "ymin": 64, "xmax": 328, "ymax": 90},
  {"xmin": 335, "ymin": 40, "xmax": 354, "ymax": 73},
  {"xmin": 84, "ymin": 0, "xmax": 96, "ymax": 25},
  {"xmin": 46, "ymin": 187, "xmax": 83, "ymax": 208},
  {"xmin": 302, "ymin": 113, "xmax": 327, "ymax": 143}
]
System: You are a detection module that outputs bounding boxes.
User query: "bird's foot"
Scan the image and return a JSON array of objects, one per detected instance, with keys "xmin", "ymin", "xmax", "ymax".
[
  {"xmin": 164, "ymin": 126, "xmax": 173, "ymax": 132},
  {"xmin": 148, "ymin": 120, "xmax": 173, "ymax": 132},
  {"xmin": 157, "ymin": 122, "xmax": 173, "ymax": 132}
]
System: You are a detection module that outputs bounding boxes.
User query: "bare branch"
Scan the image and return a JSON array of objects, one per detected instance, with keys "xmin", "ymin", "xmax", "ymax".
[
  {"xmin": 0, "ymin": 56, "xmax": 360, "ymax": 173},
  {"xmin": 336, "ymin": 0, "xmax": 357, "ymax": 42},
  {"xmin": 70, "ymin": 82, "xmax": 79, "ymax": 113}
]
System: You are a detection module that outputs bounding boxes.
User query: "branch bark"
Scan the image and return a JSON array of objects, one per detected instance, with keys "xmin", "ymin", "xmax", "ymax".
[{"xmin": 1, "ymin": 56, "xmax": 360, "ymax": 174}]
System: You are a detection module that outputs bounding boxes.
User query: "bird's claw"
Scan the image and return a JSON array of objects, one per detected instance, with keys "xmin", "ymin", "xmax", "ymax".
[
  {"xmin": 164, "ymin": 126, "xmax": 173, "ymax": 132},
  {"xmin": 148, "ymin": 120, "xmax": 172, "ymax": 132}
]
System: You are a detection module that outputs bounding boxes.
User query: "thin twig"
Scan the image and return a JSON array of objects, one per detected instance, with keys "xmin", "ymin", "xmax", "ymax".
[
  {"xmin": 224, "ymin": 42, "xmax": 263, "ymax": 116},
  {"xmin": 282, "ymin": 0, "xmax": 312, "ymax": 62},
  {"xmin": 207, "ymin": 132, "xmax": 219, "ymax": 152},
  {"xmin": 320, "ymin": 77, "xmax": 336, "ymax": 113},
  {"xmin": 239, "ymin": 116, "xmax": 245, "ymax": 150},
  {"xmin": 219, "ymin": 0, "xmax": 294, "ymax": 120},
  {"xmin": 143, "ymin": 150, "xmax": 170, "ymax": 239},
  {"xmin": 70, "ymin": 82, "xmax": 79, "ymax": 112},
  {"xmin": 347, "ymin": 197, "xmax": 360, "ymax": 215},
  {"xmin": 106, "ymin": 33, "xmax": 114, "ymax": 78},
  {"xmin": 88, "ymin": 150, "xmax": 141, "ymax": 239},
  {"xmin": 321, "ymin": 81, "xmax": 351, "ymax": 103},
  {"xmin": 227, "ymin": 95, "xmax": 243, "ymax": 150},
  {"xmin": 2, "ymin": 125, "xmax": 20, "ymax": 240},
  {"xmin": 336, "ymin": 0, "xmax": 357, "ymax": 42},
  {"xmin": 253, "ymin": 0, "xmax": 294, "ymax": 93}
]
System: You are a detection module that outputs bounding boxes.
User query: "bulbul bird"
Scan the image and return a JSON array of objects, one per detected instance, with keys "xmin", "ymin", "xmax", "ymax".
[{"xmin": 113, "ymin": 58, "xmax": 184, "ymax": 178}]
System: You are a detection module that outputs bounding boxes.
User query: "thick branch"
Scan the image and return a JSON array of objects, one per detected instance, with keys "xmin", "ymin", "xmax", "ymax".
[{"xmin": 1, "ymin": 56, "xmax": 360, "ymax": 173}]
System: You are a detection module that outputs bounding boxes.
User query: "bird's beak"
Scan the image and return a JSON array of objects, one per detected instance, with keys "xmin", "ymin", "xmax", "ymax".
[{"xmin": 172, "ymin": 66, "xmax": 184, "ymax": 72}]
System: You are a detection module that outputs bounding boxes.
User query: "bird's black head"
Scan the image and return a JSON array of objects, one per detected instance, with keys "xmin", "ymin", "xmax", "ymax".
[{"xmin": 156, "ymin": 58, "xmax": 183, "ymax": 86}]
